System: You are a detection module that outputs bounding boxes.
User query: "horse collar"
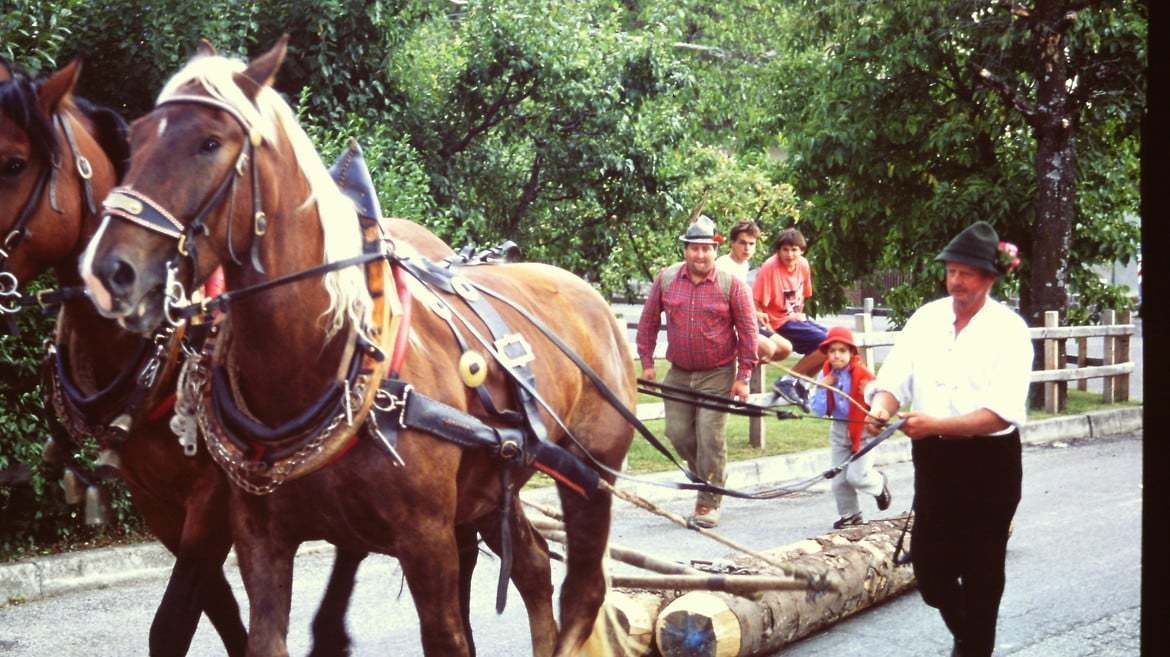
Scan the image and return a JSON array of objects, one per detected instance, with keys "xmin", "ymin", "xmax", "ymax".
[
  {"xmin": 196, "ymin": 220, "xmax": 400, "ymax": 495},
  {"xmin": 46, "ymin": 325, "xmax": 182, "ymax": 448}
]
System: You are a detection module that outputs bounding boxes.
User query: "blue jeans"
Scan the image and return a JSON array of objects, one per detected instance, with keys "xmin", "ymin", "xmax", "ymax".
[{"xmin": 776, "ymin": 319, "xmax": 829, "ymax": 355}]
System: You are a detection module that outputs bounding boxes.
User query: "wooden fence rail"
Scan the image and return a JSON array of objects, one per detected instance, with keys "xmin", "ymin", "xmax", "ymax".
[{"xmin": 624, "ymin": 301, "xmax": 1135, "ymax": 444}]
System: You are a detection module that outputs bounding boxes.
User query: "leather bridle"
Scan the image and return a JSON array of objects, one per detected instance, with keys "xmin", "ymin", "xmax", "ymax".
[
  {"xmin": 1, "ymin": 112, "xmax": 97, "ymax": 313},
  {"xmin": 99, "ymin": 93, "xmax": 269, "ymax": 324}
]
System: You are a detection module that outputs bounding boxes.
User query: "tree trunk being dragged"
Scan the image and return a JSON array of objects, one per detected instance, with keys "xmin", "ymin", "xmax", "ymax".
[
  {"xmin": 654, "ymin": 518, "xmax": 915, "ymax": 657},
  {"xmin": 582, "ymin": 589, "xmax": 679, "ymax": 657}
]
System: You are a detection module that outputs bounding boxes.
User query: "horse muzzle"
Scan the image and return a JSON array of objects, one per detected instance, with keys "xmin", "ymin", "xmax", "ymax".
[{"xmin": 80, "ymin": 252, "xmax": 167, "ymax": 333}]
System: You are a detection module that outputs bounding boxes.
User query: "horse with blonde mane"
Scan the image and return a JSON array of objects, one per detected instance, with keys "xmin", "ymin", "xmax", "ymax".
[
  {"xmin": 81, "ymin": 37, "xmax": 634, "ymax": 657},
  {"xmin": 0, "ymin": 56, "xmax": 255, "ymax": 656},
  {"xmin": 2, "ymin": 55, "xmax": 523, "ymax": 657}
]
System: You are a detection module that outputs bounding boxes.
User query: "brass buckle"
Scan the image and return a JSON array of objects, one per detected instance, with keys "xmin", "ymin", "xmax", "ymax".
[{"xmin": 494, "ymin": 333, "xmax": 535, "ymax": 370}]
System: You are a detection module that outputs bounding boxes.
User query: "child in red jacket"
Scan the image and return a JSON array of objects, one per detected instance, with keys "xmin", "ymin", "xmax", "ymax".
[{"xmin": 808, "ymin": 326, "xmax": 893, "ymax": 528}]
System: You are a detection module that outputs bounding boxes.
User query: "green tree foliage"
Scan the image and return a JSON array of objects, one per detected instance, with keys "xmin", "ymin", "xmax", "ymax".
[
  {"xmin": 376, "ymin": 0, "xmax": 691, "ymax": 286},
  {"xmin": 769, "ymin": 0, "xmax": 1144, "ymax": 325},
  {"xmin": 0, "ymin": 0, "xmax": 1147, "ymax": 547}
]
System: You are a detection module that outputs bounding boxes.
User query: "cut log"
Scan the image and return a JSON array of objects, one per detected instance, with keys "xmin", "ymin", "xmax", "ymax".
[
  {"xmin": 609, "ymin": 574, "xmax": 806, "ymax": 594},
  {"xmin": 654, "ymin": 518, "xmax": 915, "ymax": 657},
  {"xmin": 581, "ymin": 589, "xmax": 677, "ymax": 657}
]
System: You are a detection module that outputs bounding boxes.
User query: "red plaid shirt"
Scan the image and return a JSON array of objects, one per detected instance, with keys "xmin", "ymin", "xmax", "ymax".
[{"xmin": 636, "ymin": 264, "xmax": 759, "ymax": 382}]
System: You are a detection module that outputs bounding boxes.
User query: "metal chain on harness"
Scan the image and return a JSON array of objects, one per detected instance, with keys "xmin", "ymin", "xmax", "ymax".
[{"xmin": 193, "ymin": 324, "xmax": 376, "ymax": 495}]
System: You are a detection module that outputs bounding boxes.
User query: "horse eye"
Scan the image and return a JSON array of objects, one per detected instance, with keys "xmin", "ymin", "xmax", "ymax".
[
  {"xmin": 0, "ymin": 158, "xmax": 27, "ymax": 178},
  {"xmin": 200, "ymin": 138, "xmax": 221, "ymax": 154}
]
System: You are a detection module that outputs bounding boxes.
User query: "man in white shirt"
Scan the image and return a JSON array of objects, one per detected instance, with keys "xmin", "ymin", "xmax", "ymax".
[{"xmin": 864, "ymin": 221, "xmax": 1031, "ymax": 657}]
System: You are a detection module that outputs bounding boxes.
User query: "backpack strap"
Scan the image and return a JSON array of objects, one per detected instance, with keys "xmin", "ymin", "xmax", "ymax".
[{"xmin": 661, "ymin": 261, "xmax": 733, "ymax": 303}]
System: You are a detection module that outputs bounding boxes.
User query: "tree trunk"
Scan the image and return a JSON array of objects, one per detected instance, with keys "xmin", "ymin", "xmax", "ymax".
[
  {"xmin": 1024, "ymin": 0, "xmax": 1077, "ymax": 320},
  {"xmin": 653, "ymin": 518, "xmax": 915, "ymax": 657},
  {"xmin": 1018, "ymin": 0, "xmax": 1081, "ymax": 408},
  {"xmin": 582, "ymin": 590, "xmax": 680, "ymax": 657}
]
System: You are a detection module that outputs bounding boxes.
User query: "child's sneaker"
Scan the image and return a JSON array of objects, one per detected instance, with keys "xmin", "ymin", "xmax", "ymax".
[{"xmin": 772, "ymin": 377, "xmax": 810, "ymax": 413}]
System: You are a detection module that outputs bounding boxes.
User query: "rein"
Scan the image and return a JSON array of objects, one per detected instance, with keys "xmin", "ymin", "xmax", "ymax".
[
  {"xmin": 417, "ymin": 270, "xmax": 902, "ymax": 501},
  {"xmin": 165, "ymin": 250, "xmax": 387, "ymax": 324},
  {"xmin": 162, "ymin": 242, "xmax": 903, "ymax": 502},
  {"xmin": 0, "ymin": 284, "xmax": 87, "ymax": 315}
]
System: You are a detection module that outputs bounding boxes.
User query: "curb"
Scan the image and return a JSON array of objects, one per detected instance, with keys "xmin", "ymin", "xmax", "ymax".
[{"xmin": 1, "ymin": 407, "xmax": 1142, "ymax": 607}]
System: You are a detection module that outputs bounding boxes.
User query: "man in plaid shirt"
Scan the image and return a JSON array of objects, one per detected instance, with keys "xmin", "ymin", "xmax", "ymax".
[{"xmin": 636, "ymin": 215, "xmax": 759, "ymax": 528}]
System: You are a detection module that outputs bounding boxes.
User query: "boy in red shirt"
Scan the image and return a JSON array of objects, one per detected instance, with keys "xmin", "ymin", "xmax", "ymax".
[
  {"xmin": 808, "ymin": 326, "xmax": 892, "ymax": 528},
  {"xmin": 753, "ymin": 228, "xmax": 828, "ymax": 410}
]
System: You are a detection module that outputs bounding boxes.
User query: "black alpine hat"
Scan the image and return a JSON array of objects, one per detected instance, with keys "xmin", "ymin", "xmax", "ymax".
[{"xmin": 935, "ymin": 221, "xmax": 999, "ymax": 274}]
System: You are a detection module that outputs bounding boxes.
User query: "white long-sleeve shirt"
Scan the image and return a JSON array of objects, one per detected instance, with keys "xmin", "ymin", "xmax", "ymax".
[{"xmin": 873, "ymin": 295, "xmax": 1033, "ymax": 434}]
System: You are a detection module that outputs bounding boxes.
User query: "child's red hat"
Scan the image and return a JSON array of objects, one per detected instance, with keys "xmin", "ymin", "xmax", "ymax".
[{"xmin": 817, "ymin": 325, "xmax": 859, "ymax": 354}]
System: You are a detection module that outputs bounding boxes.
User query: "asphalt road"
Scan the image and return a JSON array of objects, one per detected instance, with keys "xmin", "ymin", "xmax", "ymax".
[{"xmin": 0, "ymin": 432, "xmax": 1141, "ymax": 656}]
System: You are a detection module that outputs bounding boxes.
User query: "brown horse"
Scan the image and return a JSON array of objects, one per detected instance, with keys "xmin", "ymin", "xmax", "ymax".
[
  {"xmin": 0, "ymin": 55, "xmax": 258, "ymax": 657},
  {"xmin": 0, "ymin": 58, "xmax": 410, "ymax": 657},
  {"xmin": 2, "ymin": 57, "xmax": 550, "ymax": 657},
  {"xmin": 80, "ymin": 37, "xmax": 635, "ymax": 657}
]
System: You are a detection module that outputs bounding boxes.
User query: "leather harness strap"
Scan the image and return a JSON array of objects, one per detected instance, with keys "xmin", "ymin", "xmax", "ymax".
[{"xmin": 54, "ymin": 113, "xmax": 97, "ymax": 216}]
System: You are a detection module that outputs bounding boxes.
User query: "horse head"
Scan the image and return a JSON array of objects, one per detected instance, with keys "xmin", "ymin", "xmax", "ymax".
[
  {"xmin": 81, "ymin": 36, "xmax": 370, "ymax": 337},
  {"xmin": 0, "ymin": 58, "xmax": 122, "ymax": 298}
]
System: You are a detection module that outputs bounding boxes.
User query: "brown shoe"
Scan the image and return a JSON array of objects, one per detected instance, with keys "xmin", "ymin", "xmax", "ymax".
[{"xmin": 690, "ymin": 504, "xmax": 721, "ymax": 529}]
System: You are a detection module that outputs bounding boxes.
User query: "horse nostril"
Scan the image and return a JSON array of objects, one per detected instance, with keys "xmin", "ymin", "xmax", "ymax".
[
  {"xmin": 98, "ymin": 256, "xmax": 137, "ymax": 297},
  {"xmin": 111, "ymin": 260, "xmax": 136, "ymax": 290}
]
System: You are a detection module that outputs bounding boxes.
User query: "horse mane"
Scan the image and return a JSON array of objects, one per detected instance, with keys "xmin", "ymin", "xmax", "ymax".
[
  {"xmin": 156, "ymin": 54, "xmax": 372, "ymax": 339},
  {"xmin": 0, "ymin": 59, "xmax": 59, "ymax": 164}
]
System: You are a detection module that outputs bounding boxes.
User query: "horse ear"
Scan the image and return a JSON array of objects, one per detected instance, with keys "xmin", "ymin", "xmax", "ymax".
[
  {"xmin": 196, "ymin": 39, "xmax": 217, "ymax": 58},
  {"xmin": 37, "ymin": 59, "xmax": 82, "ymax": 115},
  {"xmin": 0, "ymin": 58, "xmax": 12, "ymax": 82},
  {"xmin": 236, "ymin": 35, "xmax": 289, "ymax": 99}
]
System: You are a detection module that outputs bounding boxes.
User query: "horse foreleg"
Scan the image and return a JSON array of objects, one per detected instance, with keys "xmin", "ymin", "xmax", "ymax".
[
  {"xmin": 149, "ymin": 556, "xmax": 230, "ymax": 657},
  {"xmin": 307, "ymin": 548, "xmax": 368, "ymax": 657},
  {"xmin": 398, "ymin": 526, "xmax": 474, "ymax": 657},
  {"xmin": 476, "ymin": 504, "xmax": 557, "ymax": 657},
  {"xmin": 455, "ymin": 522, "xmax": 481, "ymax": 657},
  {"xmin": 144, "ymin": 469, "xmax": 245, "ymax": 657},
  {"xmin": 231, "ymin": 497, "xmax": 297, "ymax": 657},
  {"xmin": 201, "ymin": 566, "xmax": 247, "ymax": 657},
  {"xmin": 551, "ymin": 484, "xmax": 613, "ymax": 657}
]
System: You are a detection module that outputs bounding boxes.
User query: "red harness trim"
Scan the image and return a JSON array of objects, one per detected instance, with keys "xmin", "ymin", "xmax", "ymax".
[
  {"xmin": 147, "ymin": 394, "xmax": 176, "ymax": 422},
  {"xmin": 533, "ymin": 461, "xmax": 587, "ymax": 498},
  {"xmin": 389, "ymin": 262, "xmax": 412, "ymax": 376},
  {"xmin": 325, "ymin": 263, "xmax": 413, "ymax": 467}
]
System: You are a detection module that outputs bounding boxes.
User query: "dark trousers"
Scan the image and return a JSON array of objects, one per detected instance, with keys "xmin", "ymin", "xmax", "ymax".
[{"xmin": 911, "ymin": 432, "xmax": 1022, "ymax": 657}]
